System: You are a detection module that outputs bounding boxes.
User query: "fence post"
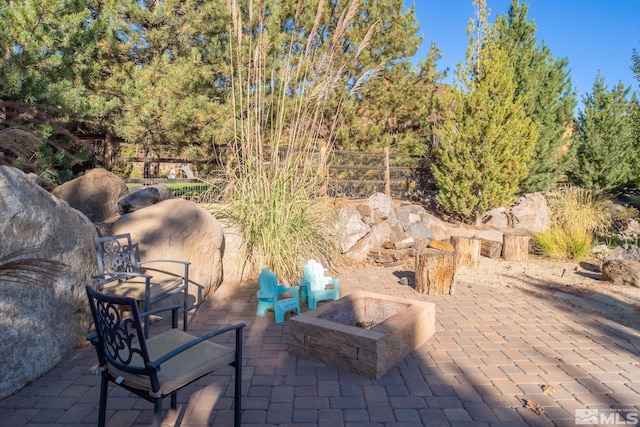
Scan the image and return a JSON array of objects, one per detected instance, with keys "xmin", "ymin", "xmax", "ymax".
[
  {"xmin": 320, "ymin": 143, "xmax": 327, "ymax": 196},
  {"xmin": 384, "ymin": 146, "xmax": 391, "ymax": 197}
]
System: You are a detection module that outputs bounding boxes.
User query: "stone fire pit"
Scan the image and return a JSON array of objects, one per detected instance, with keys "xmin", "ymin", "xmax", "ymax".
[{"xmin": 288, "ymin": 291, "xmax": 435, "ymax": 379}]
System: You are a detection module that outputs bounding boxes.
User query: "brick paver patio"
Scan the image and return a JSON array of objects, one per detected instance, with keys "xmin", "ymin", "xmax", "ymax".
[{"xmin": 1, "ymin": 264, "xmax": 639, "ymax": 426}]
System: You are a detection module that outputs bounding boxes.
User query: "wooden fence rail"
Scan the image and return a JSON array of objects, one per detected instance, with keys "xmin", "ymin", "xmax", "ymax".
[{"xmin": 118, "ymin": 147, "xmax": 430, "ymax": 198}]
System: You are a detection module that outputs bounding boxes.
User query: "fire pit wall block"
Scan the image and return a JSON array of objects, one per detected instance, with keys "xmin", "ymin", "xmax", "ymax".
[{"xmin": 288, "ymin": 291, "xmax": 435, "ymax": 379}]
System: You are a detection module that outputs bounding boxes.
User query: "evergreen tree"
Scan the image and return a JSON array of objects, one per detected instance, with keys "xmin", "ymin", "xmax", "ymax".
[
  {"xmin": 432, "ymin": 0, "xmax": 537, "ymax": 222},
  {"xmin": 570, "ymin": 75, "xmax": 635, "ymax": 193},
  {"xmin": 495, "ymin": 0, "xmax": 576, "ymax": 192},
  {"xmin": 345, "ymin": 43, "xmax": 445, "ymax": 155},
  {"xmin": 0, "ymin": 0, "xmax": 105, "ymax": 185},
  {"xmin": 96, "ymin": 0, "xmax": 230, "ymax": 157}
]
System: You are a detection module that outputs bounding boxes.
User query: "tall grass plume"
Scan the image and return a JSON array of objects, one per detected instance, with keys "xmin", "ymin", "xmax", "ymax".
[{"xmin": 209, "ymin": 0, "xmax": 375, "ymax": 282}]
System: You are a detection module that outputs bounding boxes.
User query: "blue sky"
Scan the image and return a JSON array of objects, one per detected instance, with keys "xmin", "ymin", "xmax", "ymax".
[{"xmin": 405, "ymin": 0, "xmax": 640, "ymax": 110}]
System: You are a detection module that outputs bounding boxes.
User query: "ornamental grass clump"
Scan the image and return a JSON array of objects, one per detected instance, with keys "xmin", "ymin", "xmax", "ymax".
[
  {"xmin": 533, "ymin": 186, "xmax": 611, "ymax": 260},
  {"xmin": 209, "ymin": 0, "xmax": 375, "ymax": 283}
]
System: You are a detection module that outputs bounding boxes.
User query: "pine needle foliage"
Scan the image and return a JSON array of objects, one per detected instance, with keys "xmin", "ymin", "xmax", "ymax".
[
  {"xmin": 495, "ymin": 0, "xmax": 576, "ymax": 193},
  {"xmin": 569, "ymin": 75, "xmax": 636, "ymax": 193},
  {"xmin": 432, "ymin": 0, "xmax": 537, "ymax": 222}
]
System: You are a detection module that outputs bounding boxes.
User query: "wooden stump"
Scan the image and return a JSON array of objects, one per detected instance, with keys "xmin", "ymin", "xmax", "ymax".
[
  {"xmin": 451, "ymin": 236, "xmax": 481, "ymax": 267},
  {"xmin": 502, "ymin": 233, "xmax": 530, "ymax": 261},
  {"xmin": 480, "ymin": 238, "xmax": 503, "ymax": 259},
  {"xmin": 415, "ymin": 249, "xmax": 456, "ymax": 295}
]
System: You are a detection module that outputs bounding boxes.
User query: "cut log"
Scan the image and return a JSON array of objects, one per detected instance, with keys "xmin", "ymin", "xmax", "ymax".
[
  {"xmin": 451, "ymin": 236, "xmax": 481, "ymax": 267},
  {"xmin": 415, "ymin": 249, "xmax": 456, "ymax": 295},
  {"xmin": 503, "ymin": 233, "xmax": 530, "ymax": 261},
  {"xmin": 480, "ymin": 238, "xmax": 503, "ymax": 259},
  {"xmin": 428, "ymin": 239, "xmax": 455, "ymax": 252}
]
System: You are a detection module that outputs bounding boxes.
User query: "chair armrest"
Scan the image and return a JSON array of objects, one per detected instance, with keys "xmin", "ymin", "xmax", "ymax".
[
  {"xmin": 87, "ymin": 331, "xmax": 99, "ymax": 345},
  {"xmin": 138, "ymin": 260, "xmax": 190, "ymax": 281},
  {"xmin": 279, "ymin": 285, "xmax": 300, "ymax": 296},
  {"xmin": 298, "ymin": 278, "xmax": 309, "ymax": 286},
  {"xmin": 139, "ymin": 304, "xmax": 181, "ymax": 328},
  {"xmin": 257, "ymin": 289, "xmax": 274, "ymax": 298},
  {"xmin": 139, "ymin": 259, "xmax": 190, "ymax": 268},
  {"xmin": 147, "ymin": 323, "xmax": 246, "ymax": 368}
]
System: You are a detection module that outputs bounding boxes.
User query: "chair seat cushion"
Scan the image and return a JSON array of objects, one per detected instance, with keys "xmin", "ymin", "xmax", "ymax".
[
  {"xmin": 109, "ymin": 329, "xmax": 236, "ymax": 397},
  {"xmin": 102, "ymin": 276, "xmax": 183, "ymax": 300}
]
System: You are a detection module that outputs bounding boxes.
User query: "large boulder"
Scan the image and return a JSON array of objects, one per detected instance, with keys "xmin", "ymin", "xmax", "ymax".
[
  {"xmin": 106, "ymin": 199, "xmax": 224, "ymax": 301},
  {"xmin": 220, "ymin": 220, "xmax": 259, "ymax": 284},
  {"xmin": 52, "ymin": 168, "xmax": 129, "ymax": 222},
  {"xmin": 0, "ymin": 166, "xmax": 97, "ymax": 400}
]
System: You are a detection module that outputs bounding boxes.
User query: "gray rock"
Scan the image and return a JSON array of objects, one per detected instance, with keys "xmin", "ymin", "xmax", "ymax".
[
  {"xmin": 116, "ymin": 185, "xmax": 172, "ymax": 214},
  {"xmin": 338, "ymin": 205, "xmax": 370, "ymax": 253},
  {"xmin": 51, "ymin": 168, "xmax": 129, "ymax": 222},
  {"xmin": 420, "ymin": 212, "xmax": 449, "ymax": 241},
  {"xmin": 481, "ymin": 207, "xmax": 509, "ymax": 228},
  {"xmin": 482, "ymin": 193, "xmax": 550, "ymax": 233},
  {"xmin": 364, "ymin": 192, "xmax": 397, "ymax": 223},
  {"xmin": 509, "ymin": 193, "xmax": 550, "ymax": 232},
  {"xmin": 605, "ymin": 244, "xmax": 640, "ymax": 262},
  {"xmin": 0, "ymin": 166, "xmax": 97, "ymax": 400},
  {"xmin": 396, "ymin": 204, "xmax": 427, "ymax": 230},
  {"xmin": 405, "ymin": 221, "xmax": 435, "ymax": 240},
  {"xmin": 346, "ymin": 221, "xmax": 393, "ymax": 262}
]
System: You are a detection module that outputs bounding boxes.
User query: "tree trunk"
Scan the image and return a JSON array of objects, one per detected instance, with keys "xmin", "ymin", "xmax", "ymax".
[
  {"xmin": 480, "ymin": 238, "xmax": 503, "ymax": 259},
  {"xmin": 415, "ymin": 249, "xmax": 456, "ymax": 295},
  {"xmin": 103, "ymin": 133, "xmax": 119, "ymax": 171},
  {"xmin": 451, "ymin": 236, "xmax": 481, "ymax": 267},
  {"xmin": 503, "ymin": 233, "xmax": 530, "ymax": 261}
]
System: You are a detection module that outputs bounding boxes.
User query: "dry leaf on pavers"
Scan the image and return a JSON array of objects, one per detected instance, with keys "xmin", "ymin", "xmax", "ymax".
[
  {"xmin": 523, "ymin": 399, "xmax": 545, "ymax": 415},
  {"xmin": 541, "ymin": 385, "xmax": 556, "ymax": 394}
]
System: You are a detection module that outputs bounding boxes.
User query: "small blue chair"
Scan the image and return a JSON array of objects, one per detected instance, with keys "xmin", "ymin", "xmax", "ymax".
[
  {"xmin": 256, "ymin": 268, "xmax": 301, "ymax": 322},
  {"xmin": 298, "ymin": 259, "xmax": 340, "ymax": 309}
]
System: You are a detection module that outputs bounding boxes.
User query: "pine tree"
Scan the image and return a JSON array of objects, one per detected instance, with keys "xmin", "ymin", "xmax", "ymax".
[
  {"xmin": 0, "ymin": 0, "xmax": 105, "ymax": 185},
  {"xmin": 97, "ymin": 0, "xmax": 229, "ymax": 156},
  {"xmin": 570, "ymin": 75, "xmax": 635, "ymax": 193},
  {"xmin": 432, "ymin": 0, "xmax": 537, "ymax": 222},
  {"xmin": 495, "ymin": 0, "xmax": 576, "ymax": 192}
]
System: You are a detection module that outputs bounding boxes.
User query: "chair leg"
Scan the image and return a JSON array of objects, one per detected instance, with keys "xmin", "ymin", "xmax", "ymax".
[
  {"xmin": 183, "ymin": 290, "xmax": 188, "ymax": 332},
  {"xmin": 171, "ymin": 391, "xmax": 177, "ymax": 410},
  {"xmin": 234, "ymin": 328, "xmax": 243, "ymax": 427},
  {"xmin": 153, "ymin": 397, "xmax": 163, "ymax": 427},
  {"xmin": 143, "ymin": 300, "xmax": 150, "ymax": 339},
  {"xmin": 98, "ymin": 374, "xmax": 108, "ymax": 427},
  {"xmin": 256, "ymin": 299, "xmax": 272, "ymax": 316}
]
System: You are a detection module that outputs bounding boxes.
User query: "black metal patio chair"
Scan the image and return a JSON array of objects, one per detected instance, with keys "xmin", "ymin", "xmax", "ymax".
[
  {"xmin": 86, "ymin": 285, "xmax": 245, "ymax": 427},
  {"xmin": 93, "ymin": 232, "xmax": 190, "ymax": 337}
]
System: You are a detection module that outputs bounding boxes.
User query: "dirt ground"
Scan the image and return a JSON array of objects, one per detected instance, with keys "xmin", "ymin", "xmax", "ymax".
[{"xmin": 452, "ymin": 255, "xmax": 640, "ymax": 330}]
